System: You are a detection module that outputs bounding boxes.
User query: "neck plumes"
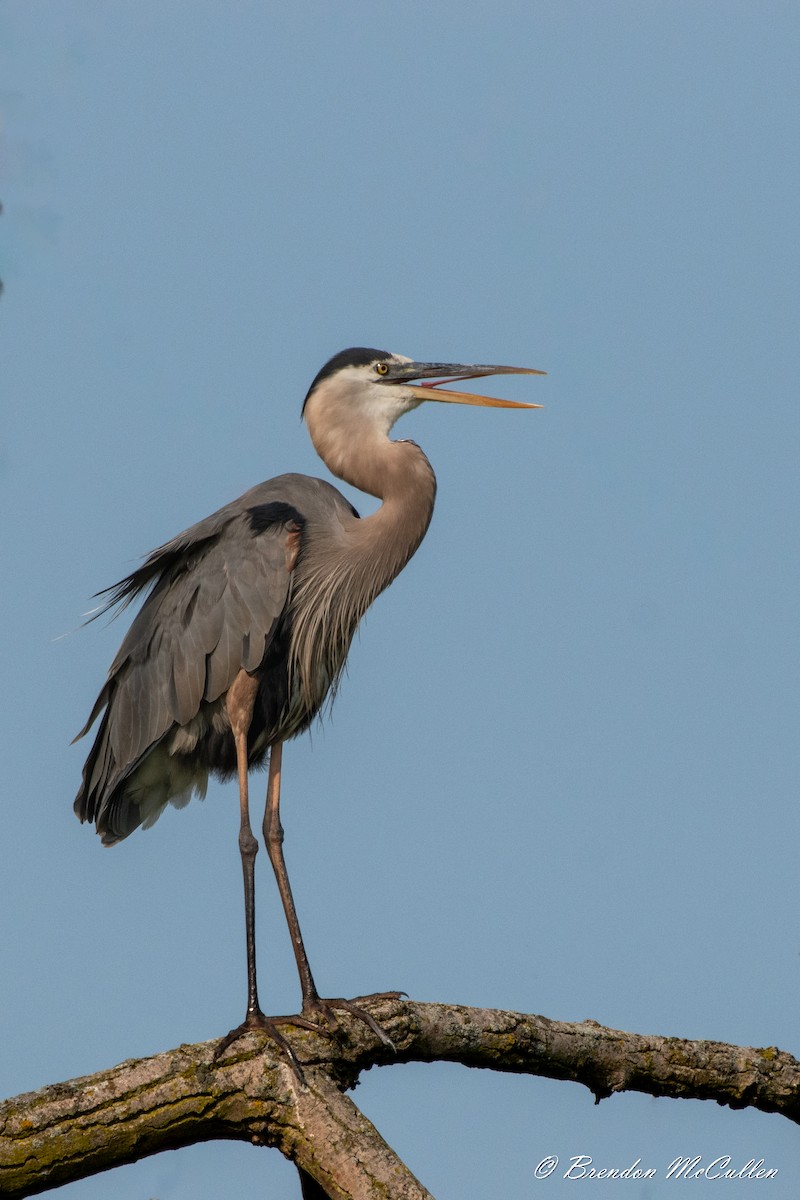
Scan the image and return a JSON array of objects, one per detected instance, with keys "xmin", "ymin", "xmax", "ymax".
[{"xmin": 291, "ymin": 387, "xmax": 437, "ymax": 709}]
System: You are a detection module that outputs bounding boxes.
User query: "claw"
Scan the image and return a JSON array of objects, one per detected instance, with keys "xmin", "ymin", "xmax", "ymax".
[
  {"xmin": 301, "ymin": 991, "xmax": 403, "ymax": 1051},
  {"xmin": 214, "ymin": 992, "xmax": 402, "ymax": 1084},
  {"xmin": 214, "ymin": 1013, "xmax": 309, "ymax": 1084}
]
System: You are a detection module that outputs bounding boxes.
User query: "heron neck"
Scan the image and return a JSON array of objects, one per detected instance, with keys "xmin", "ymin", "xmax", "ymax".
[
  {"xmin": 354, "ymin": 438, "xmax": 437, "ymax": 577},
  {"xmin": 288, "ymin": 434, "xmax": 437, "ymax": 714},
  {"xmin": 306, "ymin": 399, "xmax": 437, "ymax": 579},
  {"xmin": 335, "ymin": 441, "xmax": 436, "ymax": 577}
]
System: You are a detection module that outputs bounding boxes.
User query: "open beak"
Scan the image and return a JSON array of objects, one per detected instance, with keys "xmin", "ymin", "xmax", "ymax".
[{"xmin": 386, "ymin": 361, "xmax": 545, "ymax": 408}]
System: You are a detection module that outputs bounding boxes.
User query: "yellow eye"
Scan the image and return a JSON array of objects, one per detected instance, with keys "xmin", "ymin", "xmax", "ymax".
[{"xmin": 375, "ymin": 361, "xmax": 389, "ymax": 375}]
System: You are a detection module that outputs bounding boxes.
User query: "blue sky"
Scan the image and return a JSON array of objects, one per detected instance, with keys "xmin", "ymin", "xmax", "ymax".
[{"xmin": 2, "ymin": 2, "xmax": 799, "ymax": 1196}]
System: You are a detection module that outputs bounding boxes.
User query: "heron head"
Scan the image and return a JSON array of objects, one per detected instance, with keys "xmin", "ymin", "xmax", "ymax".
[{"xmin": 302, "ymin": 346, "xmax": 543, "ymax": 438}]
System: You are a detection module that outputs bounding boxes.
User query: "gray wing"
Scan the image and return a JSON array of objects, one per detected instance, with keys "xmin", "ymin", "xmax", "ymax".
[{"xmin": 74, "ymin": 485, "xmax": 308, "ymax": 838}]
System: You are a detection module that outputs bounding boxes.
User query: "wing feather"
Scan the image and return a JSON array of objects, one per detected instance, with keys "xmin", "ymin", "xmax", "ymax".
[{"xmin": 74, "ymin": 493, "xmax": 307, "ymax": 840}]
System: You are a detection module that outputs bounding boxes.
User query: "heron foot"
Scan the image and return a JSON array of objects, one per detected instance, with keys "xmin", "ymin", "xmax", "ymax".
[
  {"xmin": 213, "ymin": 992, "xmax": 403, "ymax": 1083},
  {"xmin": 214, "ymin": 1009, "xmax": 316, "ymax": 1082},
  {"xmin": 300, "ymin": 991, "xmax": 405, "ymax": 1049}
]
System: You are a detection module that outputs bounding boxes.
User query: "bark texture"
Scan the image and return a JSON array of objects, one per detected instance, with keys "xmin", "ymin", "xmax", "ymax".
[{"xmin": 1, "ymin": 998, "xmax": 798, "ymax": 1198}]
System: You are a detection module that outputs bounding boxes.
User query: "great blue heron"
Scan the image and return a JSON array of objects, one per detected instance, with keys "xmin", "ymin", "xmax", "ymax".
[{"xmin": 74, "ymin": 346, "xmax": 542, "ymax": 1059}]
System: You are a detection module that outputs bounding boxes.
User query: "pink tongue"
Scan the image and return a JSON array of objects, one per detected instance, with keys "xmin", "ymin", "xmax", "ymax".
[{"xmin": 421, "ymin": 375, "xmax": 481, "ymax": 389}]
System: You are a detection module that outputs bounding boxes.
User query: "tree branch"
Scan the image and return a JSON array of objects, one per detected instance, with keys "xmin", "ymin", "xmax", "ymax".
[{"xmin": 1, "ymin": 998, "xmax": 798, "ymax": 1198}]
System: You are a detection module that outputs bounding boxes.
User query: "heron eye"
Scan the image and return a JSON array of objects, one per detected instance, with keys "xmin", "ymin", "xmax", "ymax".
[{"xmin": 375, "ymin": 362, "xmax": 389, "ymax": 376}]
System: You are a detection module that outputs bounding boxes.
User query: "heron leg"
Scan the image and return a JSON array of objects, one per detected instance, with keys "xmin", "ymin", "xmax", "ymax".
[
  {"xmin": 263, "ymin": 741, "xmax": 321, "ymax": 1006},
  {"xmin": 228, "ymin": 670, "xmax": 263, "ymax": 1023},
  {"xmin": 263, "ymin": 742, "xmax": 400, "ymax": 1049},
  {"xmin": 214, "ymin": 673, "xmax": 312, "ymax": 1077}
]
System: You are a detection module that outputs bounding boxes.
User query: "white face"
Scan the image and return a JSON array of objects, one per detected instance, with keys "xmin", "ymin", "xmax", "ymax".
[
  {"xmin": 302, "ymin": 352, "xmax": 423, "ymax": 487},
  {"xmin": 318, "ymin": 353, "xmax": 422, "ymax": 438}
]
